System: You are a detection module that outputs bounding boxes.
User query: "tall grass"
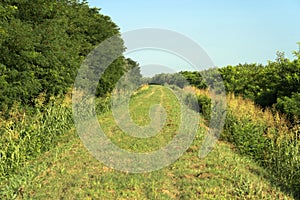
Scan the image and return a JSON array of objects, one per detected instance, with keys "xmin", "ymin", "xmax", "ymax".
[
  {"xmin": 185, "ymin": 87, "xmax": 300, "ymax": 198},
  {"xmin": 0, "ymin": 94, "xmax": 74, "ymax": 179}
]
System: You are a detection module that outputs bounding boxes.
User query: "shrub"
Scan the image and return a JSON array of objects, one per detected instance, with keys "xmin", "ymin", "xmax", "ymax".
[
  {"xmin": 276, "ymin": 92, "xmax": 300, "ymax": 120},
  {"xmin": 196, "ymin": 95, "xmax": 212, "ymax": 121}
]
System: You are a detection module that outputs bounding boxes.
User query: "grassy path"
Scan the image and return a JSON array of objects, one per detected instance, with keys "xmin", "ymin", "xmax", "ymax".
[{"xmin": 3, "ymin": 86, "xmax": 293, "ymax": 199}]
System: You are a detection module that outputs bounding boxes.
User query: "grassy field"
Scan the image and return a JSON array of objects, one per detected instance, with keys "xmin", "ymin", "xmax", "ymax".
[{"xmin": 1, "ymin": 85, "xmax": 294, "ymax": 199}]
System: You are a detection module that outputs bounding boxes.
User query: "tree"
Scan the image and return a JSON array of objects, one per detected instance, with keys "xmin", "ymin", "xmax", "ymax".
[{"xmin": 0, "ymin": 0, "xmax": 127, "ymax": 109}]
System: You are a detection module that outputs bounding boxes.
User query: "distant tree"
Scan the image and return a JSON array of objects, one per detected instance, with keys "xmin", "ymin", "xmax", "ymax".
[
  {"xmin": 180, "ymin": 71, "xmax": 206, "ymax": 88},
  {"xmin": 149, "ymin": 72, "xmax": 188, "ymax": 88},
  {"xmin": 178, "ymin": 46, "xmax": 300, "ymax": 119}
]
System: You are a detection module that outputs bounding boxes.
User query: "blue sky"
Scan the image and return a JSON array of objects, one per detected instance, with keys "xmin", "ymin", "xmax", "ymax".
[{"xmin": 87, "ymin": 0, "xmax": 300, "ymax": 73}]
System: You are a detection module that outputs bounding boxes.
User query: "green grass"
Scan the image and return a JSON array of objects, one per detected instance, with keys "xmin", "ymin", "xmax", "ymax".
[
  {"xmin": 104, "ymin": 86, "xmax": 182, "ymax": 153},
  {"xmin": 0, "ymin": 86, "xmax": 294, "ymax": 199},
  {"xmin": 0, "ymin": 99, "xmax": 73, "ymax": 179}
]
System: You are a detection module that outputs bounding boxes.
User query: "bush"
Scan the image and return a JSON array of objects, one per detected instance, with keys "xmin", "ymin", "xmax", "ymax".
[
  {"xmin": 197, "ymin": 95, "xmax": 212, "ymax": 121},
  {"xmin": 276, "ymin": 92, "xmax": 300, "ymax": 120}
]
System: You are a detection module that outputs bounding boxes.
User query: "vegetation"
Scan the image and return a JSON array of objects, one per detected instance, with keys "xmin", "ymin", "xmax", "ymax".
[
  {"xmin": 0, "ymin": 93, "xmax": 73, "ymax": 181},
  {"xmin": 0, "ymin": 86, "xmax": 294, "ymax": 199},
  {"xmin": 179, "ymin": 50, "xmax": 300, "ymax": 120},
  {"xmin": 1, "ymin": 0, "xmax": 299, "ymax": 199},
  {"xmin": 148, "ymin": 60, "xmax": 300, "ymax": 197},
  {"xmin": 0, "ymin": 0, "xmax": 137, "ymax": 197},
  {"xmin": 0, "ymin": 0, "xmax": 139, "ymax": 112},
  {"xmin": 183, "ymin": 87, "xmax": 300, "ymax": 199}
]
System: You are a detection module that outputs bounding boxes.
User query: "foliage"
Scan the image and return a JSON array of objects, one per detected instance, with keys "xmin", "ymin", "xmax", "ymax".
[
  {"xmin": 183, "ymin": 91, "xmax": 212, "ymax": 121},
  {"xmin": 179, "ymin": 71, "xmax": 206, "ymax": 89},
  {"xmin": 188, "ymin": 87, "xmax": 300, "ymax": 198},
  {"xmin": 0, "ymin": 95, "xmax": 73, "ymax": 179},
  {"xmin": 197, "ymin": 95, "xmax": 212, "ymax": 121},
  {"xmin": 148, "ymin": 73, "xmax": 189, "ymax": 88},
  {"xmin": 0, "ymin": 0, "xmax": 136, "ymax": 111},
  {"xmin": 0, "ymin": 1, "xmax": 143, "ymax": 194},
  {"xmin": 276, "ymin": 93, "xmax": 300, "ymax": 120},
  {"xmin": 180, "ymin": 47, "xmax": 300, "ymax": 119}
]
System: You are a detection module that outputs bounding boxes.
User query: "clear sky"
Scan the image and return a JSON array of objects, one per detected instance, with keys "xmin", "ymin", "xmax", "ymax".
[{"xmin": 87, "ymin": 0, "xmax": 300, "ymax": 72}]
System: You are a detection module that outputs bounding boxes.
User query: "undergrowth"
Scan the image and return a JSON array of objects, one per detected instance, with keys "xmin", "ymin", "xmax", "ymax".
[
  {"xmin": 0, "ymin": 93, "xmax": 74, "ymax": 180},
  {"xmin": 185, "ymin": 87, "xmax": 300, "ymax": 199}
]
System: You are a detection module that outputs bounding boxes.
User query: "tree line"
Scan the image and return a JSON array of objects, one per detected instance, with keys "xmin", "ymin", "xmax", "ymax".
[
  {"xmin": 0, "ymin": 0, "xmax": 139, "ymax": 114},
  {"xmin": 146, "ymin": 49, "xmax": 300, "ymax": 120},
  {"xmin": 1, "ymin": 0, "xmax": 299, "ymax": 121}
]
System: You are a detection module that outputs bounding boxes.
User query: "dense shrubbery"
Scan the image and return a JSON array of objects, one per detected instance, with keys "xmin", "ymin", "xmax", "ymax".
[
  {"xmin": 0, "ymin": 0, "xmax": 139, "ymax": 112},
  {"xmin": 0, "ymin": 0, "xmax": 142, "ymax": 190},
  {"xmin": 180, "ymin": 49, "xmax": 300, "ymax": 120},
  {"xmin": 276, "ymin": 92, "xmax": 300, "ymax": 120}
]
